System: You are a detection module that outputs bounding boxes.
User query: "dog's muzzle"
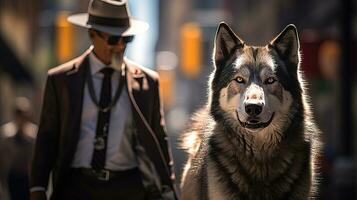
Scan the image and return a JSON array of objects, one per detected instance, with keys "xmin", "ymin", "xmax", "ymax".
[{"xmin": 237, "ymin": 111, "xmax": 275, "ymax": 129}]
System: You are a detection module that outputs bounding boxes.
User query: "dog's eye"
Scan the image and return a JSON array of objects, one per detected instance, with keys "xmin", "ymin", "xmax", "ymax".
[
  {"xmin": 235, "ymin": 77, "xmax": 245, "ymax": 84},
  {"xmin": 265, "ymin": 77, "xmax": 276, "ymax": 84}
]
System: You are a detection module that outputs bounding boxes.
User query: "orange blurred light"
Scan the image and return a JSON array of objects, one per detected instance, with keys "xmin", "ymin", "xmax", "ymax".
[
  {"xmin": 56, "ymin": 11, "xmax": 74, "ymax": 63},
  {"xmin": 158, "ymin": 68, "xmax": 175, "ymax": 109},
  {"xmin": 180, "ymin": 22, "xmax": 202, "ymax": 79}
]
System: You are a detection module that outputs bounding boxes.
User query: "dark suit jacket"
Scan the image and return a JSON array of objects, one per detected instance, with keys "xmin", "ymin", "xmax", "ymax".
[{"xmin": 30, "ymin": 48, "xmax": 177, "ymax": 199}]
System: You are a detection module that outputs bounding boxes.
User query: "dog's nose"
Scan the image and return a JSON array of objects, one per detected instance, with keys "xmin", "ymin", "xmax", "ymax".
[{"xmin": 245, "ymin": 104, "xmax": 263, "ymax": 117}]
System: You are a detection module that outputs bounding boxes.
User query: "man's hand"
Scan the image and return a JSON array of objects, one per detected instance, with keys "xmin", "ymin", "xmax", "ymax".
[{"xmin": 30, "ymin": 191, "xmax": 47, "ymax": 200}]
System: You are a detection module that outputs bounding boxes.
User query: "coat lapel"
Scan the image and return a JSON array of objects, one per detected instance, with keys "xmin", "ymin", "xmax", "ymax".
[
  {"xmin": 125, "ymin": 60, "xmax": 151, "ymax": 128},
  {"xmin": 125, "ymin": 61, "xmax": 172, "ymax": 187},
  {"xmin": 63, "ymin": 53, "xmax": 90, "ymax": 165},
  {"xmin": 126, "ymin": 65, "xmax": 150, "ymax": 117},
  {"xmin": 53, "ymin": 49, "xmax": 91, "ymax": 196}
]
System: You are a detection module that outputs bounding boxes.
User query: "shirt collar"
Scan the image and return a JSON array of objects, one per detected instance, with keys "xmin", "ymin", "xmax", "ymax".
[
  {"xmin": 89, "ymin": 52, "xmax": 123, "ymax": 75},
  {"xmin": 89, "ymin": 52, "xmax": 106, "ymax": 75}
]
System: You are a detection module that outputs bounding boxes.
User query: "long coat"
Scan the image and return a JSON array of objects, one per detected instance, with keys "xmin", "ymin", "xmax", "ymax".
[{"xmin": 30, "ymin": 47, "xmax": 177, "ymax": 199}]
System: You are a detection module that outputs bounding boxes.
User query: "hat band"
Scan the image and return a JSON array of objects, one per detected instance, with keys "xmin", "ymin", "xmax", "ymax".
[{"xmin": 88, "ymin": 14, "xmax": 130, "ymax": 27}]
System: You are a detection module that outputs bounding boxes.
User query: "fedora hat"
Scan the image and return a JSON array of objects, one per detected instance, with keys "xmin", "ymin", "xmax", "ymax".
[{"xmin": 68, "ymin": 0, "xmax": 149, "ymax": 36}]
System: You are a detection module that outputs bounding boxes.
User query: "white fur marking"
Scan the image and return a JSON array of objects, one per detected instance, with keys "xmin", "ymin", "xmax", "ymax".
[{"xmin": 233, "ymin": 56, "xmax": 245, "ymax": 69}]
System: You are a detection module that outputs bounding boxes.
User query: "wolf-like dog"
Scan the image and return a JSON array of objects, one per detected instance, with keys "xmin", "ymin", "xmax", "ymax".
[{"xmin": 180, "ymin": 22, "xmax": 321, "ymax": 200}]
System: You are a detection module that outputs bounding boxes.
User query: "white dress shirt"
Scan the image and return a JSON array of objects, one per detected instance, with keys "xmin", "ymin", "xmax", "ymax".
[{"xmin": 71, "ymin": 52, "xmax": 137, "ymax": 170}]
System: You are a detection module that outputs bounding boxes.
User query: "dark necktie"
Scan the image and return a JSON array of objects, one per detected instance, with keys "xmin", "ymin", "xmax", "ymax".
[{"xmin": 91, "ymin": 67, "xmax": 114, "ymax": 171}]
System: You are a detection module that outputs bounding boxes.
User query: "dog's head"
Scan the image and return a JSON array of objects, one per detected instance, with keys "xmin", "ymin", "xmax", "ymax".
[{"xmin": 210, "ymin": 22, "xmax": 303, "ymax": 137}]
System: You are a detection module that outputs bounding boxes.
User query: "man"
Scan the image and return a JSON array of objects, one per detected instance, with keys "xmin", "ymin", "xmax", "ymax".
[
  {"xmin": 30, "ymin": 0, "xmax": 177, "ymax": 199},
  {"xmin": 0, "ymin": 97, "xmax": 37, "ymax": 200}
]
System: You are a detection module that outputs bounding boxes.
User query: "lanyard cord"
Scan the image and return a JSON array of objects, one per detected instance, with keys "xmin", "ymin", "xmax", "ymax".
[{"xmin": 86, "ymin": 65, "xmax": 125, "ymax": 112}]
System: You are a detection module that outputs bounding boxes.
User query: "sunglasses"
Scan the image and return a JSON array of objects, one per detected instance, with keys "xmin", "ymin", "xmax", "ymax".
[{"xmin": 95, "ymin": 30, "xmax": 134, "ymax": 45}]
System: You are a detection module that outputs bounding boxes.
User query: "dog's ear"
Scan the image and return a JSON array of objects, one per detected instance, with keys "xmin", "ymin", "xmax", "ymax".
[
  {"xmin": 270, "ymin": 24, "xmax": 300, "ymax": 67},
  {"xmin": 214, "ymin": 22, "xmax": 244, "ymax": 68}
]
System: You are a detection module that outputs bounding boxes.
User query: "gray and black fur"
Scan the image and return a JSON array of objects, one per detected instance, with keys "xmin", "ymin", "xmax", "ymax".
[{"xmin": 180, "ymin": 22, "xmax": 321, "ymax": 200}]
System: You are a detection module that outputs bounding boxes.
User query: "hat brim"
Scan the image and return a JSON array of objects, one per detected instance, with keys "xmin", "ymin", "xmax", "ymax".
[{"xmin": 68, "ymin": 13, "xmax": 149, "ymax": 36}]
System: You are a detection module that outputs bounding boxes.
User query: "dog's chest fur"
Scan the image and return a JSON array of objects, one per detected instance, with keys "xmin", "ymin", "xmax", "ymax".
[
  {"xmin": 202, "ymin": 130, "xmax": 312, "ymax": 200},
  {"xmin": 180, "ymin": 108, "xmax": 319, "ymax": 200}
]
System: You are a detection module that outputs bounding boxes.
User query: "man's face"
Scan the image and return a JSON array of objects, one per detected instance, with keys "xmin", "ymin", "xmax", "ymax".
[{"xmin": 90, "ymin": 29, "xmax": 133, "ymax": 64}]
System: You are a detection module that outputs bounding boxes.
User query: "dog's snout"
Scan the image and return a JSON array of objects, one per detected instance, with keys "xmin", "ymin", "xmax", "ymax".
[
  {"xmin": 244, "ymin": 84, "xmax": 265, "ymax": 117},
  {"xmin": 245, "ymin": 104, "xmax": 263, "ymax": 117}
]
